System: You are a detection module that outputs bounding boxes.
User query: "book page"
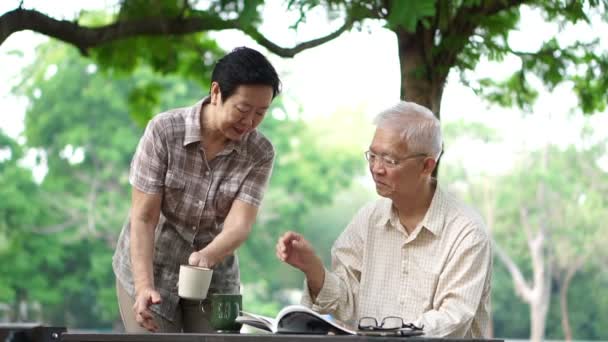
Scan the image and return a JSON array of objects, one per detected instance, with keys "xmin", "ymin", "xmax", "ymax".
[
  {"xmin": 236, "ymin": 311, "xmax": 277, "ymax": 332},
  {"xmin": 276, "ymin": 305, "xmax": 356, "ymax": 335}
]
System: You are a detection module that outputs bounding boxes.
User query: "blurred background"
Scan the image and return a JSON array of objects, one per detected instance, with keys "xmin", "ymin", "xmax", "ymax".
[{"xmin": 0, "ymin": 1, "xmax": 607, "ymax": 341}]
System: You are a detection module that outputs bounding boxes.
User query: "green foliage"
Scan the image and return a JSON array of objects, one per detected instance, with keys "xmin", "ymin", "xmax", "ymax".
[
  {"xmin": 476, "ymin": 72, "xmax": 539, "ymax": 112},
  {"xmin": 0, "ymin": 133, "xmax": 42, "ymax": 239},
  {"xmin": 546, "ymin": 269, "xmax": 608, "ymax": 340},
  {"xmin": 452, "ymin": 6, "xmax": 519, "ymax": 70},
  {"xmin": 386, "ymin": 1, "xmax": 436, "ymax": 32},
  {"xmin": 491, "ymin": 262, "xmax": 531, "ymax": 338}
]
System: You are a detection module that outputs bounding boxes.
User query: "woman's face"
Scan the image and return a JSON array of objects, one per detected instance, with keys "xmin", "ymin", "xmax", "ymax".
[{"xmin": 211, "ymin": 83, "xmax": 274, "ymax": 141}]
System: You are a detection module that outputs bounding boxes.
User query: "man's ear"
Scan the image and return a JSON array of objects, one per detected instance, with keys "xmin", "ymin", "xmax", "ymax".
[
  {"xmin": 422, "ymin": 157, "xmax": 437, "ymax": 176},
  {"xmin": 210, "ymin": 82, "xmax": 222, "ymax": 105}
]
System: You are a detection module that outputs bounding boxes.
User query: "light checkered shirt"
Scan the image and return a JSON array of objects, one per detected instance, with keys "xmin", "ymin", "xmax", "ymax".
[
  {"xmin": 302, "ymin": 186, "xmax": 492, "ymax": 338},
  {"xmin": 113, "ymin": 97, "xmax": 274, "ymax": 322}
]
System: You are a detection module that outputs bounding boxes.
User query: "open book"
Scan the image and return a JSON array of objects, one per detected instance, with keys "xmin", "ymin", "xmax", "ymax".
[{"xmin": 236, "ymin": 304, "xmax": 356, "ymax": 335}]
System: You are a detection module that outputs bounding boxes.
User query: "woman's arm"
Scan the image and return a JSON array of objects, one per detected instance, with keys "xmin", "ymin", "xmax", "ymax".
[
  {"xmin": 130, "ymin": 187, "xmax": 162, "ymax": 331},
  {"xmin": 188, "ymin": 199, "xmax": 258, "ymax": 267}
]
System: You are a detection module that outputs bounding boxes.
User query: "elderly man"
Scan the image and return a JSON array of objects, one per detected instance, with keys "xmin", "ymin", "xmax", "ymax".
[{"xmin": 276, "ymin": 101, "xmax": 492, "ymax": 338}]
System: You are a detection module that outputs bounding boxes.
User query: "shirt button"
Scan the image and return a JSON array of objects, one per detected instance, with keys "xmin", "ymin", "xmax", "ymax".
[
  {"xmin": 205, "ymin": 171, "xmax": 210, "ymax": 176},
  {"xmin": 192, "ymin": 226, "xmax": 196, "ymax": 230},
  {"xmin": 198, "ymin": 200, "xmax": 203, "ymax": 206}
]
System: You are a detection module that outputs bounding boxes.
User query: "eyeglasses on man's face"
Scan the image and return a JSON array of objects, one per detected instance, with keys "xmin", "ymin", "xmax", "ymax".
[
  {"xmin": 358, "ymin": 316, "xmax": 424, "ymax": 331},
  {"xmin": 364, "ymin": 150, "xmax": 428, "ymax": 168}
]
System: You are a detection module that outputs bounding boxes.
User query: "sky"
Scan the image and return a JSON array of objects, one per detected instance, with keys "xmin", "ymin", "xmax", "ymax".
[{"xmin": 1, "ymin": 1, "xmax": 607, "ymax": 180}]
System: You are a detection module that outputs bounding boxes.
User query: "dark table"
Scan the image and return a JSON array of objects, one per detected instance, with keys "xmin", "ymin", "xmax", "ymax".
[
  {"xmin": 61, "ymin": 332, "xmax": 504, "ymax": 342},
  {"xmin": 0, "ymin": 323, "xmax": 66, "ymax": 342}
]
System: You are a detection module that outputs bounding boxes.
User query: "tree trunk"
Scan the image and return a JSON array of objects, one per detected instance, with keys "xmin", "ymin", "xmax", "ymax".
[
  {"xmin": 530, "ymin": 286, "xmax": 550, "ymax": 342},
  {"xmin": 394, "ymin": 28, "xmax": 447, "ymax": 178},
  {"xmin": 11, "ymin": 287, "xmax": 28, "ymax": 322},
  {"xmin": 560, "ymin": 278, "xmax": 573, "ymax": 342},
  {"xmin": 560, "ymin": 258, "xmax": 585, "ymax": 341},
  {"xmin": 495, "ymin": 206, "xmax": 551, "ymax": 342},
  {"xmin": 395, "ymin": 28, "xmax": 445, "ymax": 119}
]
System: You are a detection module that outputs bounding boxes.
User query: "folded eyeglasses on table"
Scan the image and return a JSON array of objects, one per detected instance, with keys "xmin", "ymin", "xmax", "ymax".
[{"xmin": 356, "ymin": 316, "xmax": 424, "ymax": 337}]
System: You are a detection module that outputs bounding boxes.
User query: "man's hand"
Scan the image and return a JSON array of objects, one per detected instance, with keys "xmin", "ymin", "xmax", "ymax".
[
  {"xmin": 133, "ymin": 287, "xmax": 162, "ymax": 332},
  {"xmin": 276, "ymin": 231, "xmax": 326, "ymax": 296},
  {"xmin": 276, "ymin": 231, "xmax": 322, "ymax": 273}
]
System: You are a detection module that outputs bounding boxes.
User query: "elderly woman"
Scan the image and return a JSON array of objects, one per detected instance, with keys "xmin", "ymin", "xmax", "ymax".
[{"xmin": 113, "ymin": 47, "xmax": 281, "ymax": 333}]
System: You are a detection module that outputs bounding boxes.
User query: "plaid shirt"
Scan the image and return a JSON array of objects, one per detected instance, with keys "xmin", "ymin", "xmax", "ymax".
[
  {"xmin": 113, "ymin": 97, "xmax": 274, "ymax": 322},
  {"xmin": 302, "ymin": 186, "xmax": 492, "ymax": 338}
]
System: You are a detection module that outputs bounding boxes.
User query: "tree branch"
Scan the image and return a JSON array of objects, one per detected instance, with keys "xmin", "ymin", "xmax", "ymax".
[
  {"xmin": 0, "ymin": 8, "xmax": 237, "ymax": 54},
  {"xmin": 241, "ymin": 18, "xmax": 353, "ymax": 58},
  {"xmin": 519, "ymin": 206, "xmax": 534, "ymax": 242},
  {"xmin": 493, "ymin": 239, "xmax": 534, "ymax": 302},
  {"xmin": 436, "ymin": 0, "xmax": 531, "ymax": 81},
  {"xmin": 0, "ymin": 7, "xmax": 352, "ymax": 58}
]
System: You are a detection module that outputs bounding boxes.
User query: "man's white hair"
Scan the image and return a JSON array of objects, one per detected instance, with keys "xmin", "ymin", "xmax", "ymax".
[{"xmin": 373, "ymin": 101, "xmax": 443, "ymax": 161}]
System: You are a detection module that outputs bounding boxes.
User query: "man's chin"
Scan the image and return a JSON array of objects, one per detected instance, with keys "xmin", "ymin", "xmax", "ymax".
[{"xmin": 375, "ymin": 185, "xmax": 392, "ymax": 198}]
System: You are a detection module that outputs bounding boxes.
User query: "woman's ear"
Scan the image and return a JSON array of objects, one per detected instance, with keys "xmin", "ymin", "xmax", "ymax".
[{"xmin": 210, "ymin": 82, "xmax": 222, "ymax": 105}]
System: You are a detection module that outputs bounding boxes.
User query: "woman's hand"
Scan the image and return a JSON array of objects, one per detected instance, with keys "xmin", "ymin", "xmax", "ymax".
[
  {"xmin": 188, "ymin": 251, "xmax": 213, "ymax": 268},
  {"xmin": 133, "ymin": 287, "xmax": 162, "ymax": 332}
]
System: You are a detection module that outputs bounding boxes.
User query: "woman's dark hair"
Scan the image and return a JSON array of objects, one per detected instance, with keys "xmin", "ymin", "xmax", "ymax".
[{"xmin": 211, "ymin": 47, "xmax": 281, "ymax": 100}]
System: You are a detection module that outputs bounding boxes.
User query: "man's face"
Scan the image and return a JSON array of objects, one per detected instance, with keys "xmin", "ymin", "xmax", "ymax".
[
  {"xmin": 213, "ymin": 84, "xmax": 273, "ymax": 141},
  {"xmin": 368, "ymin": 127, "xmax": 427, "ymax": 199}
]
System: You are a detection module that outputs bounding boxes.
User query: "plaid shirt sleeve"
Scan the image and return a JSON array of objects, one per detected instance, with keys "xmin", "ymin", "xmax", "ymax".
[
  {"xmin": 235, "ymin": 150, "xmax": 275, "ymax": 207},
  {"xmin": 129, "ymin": 117, "xmax": 168, "ymax": 194}
]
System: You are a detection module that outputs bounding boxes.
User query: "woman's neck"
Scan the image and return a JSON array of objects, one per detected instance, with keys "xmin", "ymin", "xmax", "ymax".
[{"xmin": 200, "ymin": 104, "xmax": 226, "ymax": 147}]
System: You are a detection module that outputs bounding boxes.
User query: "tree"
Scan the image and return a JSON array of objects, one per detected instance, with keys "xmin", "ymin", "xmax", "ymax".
[
  {"xmin": 0, "ymin": 131, "xmax": 47, "ymax": 322},
  {"xmin": 1, "ymin": 0, "xmax": 607, "ymax": 119}
]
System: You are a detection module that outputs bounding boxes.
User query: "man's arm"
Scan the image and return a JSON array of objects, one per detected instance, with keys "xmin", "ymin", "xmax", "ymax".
[{"xmin": 277, "ymin": 205, "xmax": 369, "ymax": 322}]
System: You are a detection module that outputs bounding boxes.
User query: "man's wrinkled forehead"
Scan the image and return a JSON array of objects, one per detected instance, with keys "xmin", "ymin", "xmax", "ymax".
[{"xmin": 370, "ymin": 126, "xmax": 409, "ymax": 153}]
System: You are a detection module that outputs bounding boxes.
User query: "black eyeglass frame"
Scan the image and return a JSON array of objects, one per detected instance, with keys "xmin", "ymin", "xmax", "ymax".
[{"xmin": 358, "ymin": 316, "xmax": 424, "ymax": 332}]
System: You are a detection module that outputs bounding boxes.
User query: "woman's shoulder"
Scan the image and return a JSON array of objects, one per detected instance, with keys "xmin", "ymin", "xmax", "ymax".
[
  {"xmin": 242, "ymin": 129, "xmax": 275, "ymax": 160},
  {"xmin": 146, "ymin": 109, "xmax": 187, "ymax": 140}
]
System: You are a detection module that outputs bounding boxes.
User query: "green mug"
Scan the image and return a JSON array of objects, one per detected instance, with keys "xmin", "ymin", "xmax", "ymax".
[{"xmin": 210, "ymin": 293, "xmax": 242, "ymax": 333}]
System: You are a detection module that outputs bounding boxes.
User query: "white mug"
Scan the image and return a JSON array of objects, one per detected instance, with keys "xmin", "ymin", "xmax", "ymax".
[{"xmin": 178, "ymin": 265, "xmax": 213, "ymax": 300}]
